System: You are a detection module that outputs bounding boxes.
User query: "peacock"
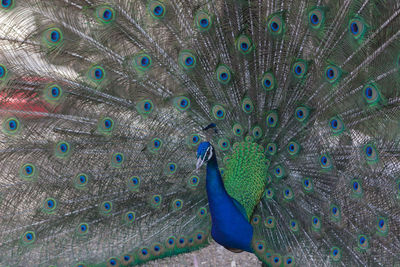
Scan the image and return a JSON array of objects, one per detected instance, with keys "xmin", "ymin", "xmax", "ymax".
[{"xmin": 0, "ymin": 0, "xmax": 400, "ymax": 266}]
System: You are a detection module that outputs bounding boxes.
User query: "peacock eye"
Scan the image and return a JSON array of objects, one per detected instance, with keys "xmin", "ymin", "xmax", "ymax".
[
  {"xmin": 329, "ymin": 116, "xmax": 345, "ymax": 135},
  {"xmin": 1, "ymin": 0, "xmax": 14, "ymax": 9},
  {"xmin": 44, "ymin": 27, "xmax": 63, "ymax": 46},
  {"xmin": 133, "ymin": 53, "xmax": 152, "ymax": 71},
  {"xmin": 96, "ymin": 6, "xmax": 116, "ymax": 24},
  {"xmin": 205, "ymin": 149, "xmax": 211, "ymax": 159},
  {"xmin": 195, "ymin": 10, "xmax": 212, "ymax": 31},
  {"xmin": 0, "ymin": 64, "xmax": 7, "ymax": 79},
  {"xmin": 149, "ymin": 1, "xmax": 166, "ymax": 19},
  {"xmin": 236, "ymin": 35, "xmax": 253, "ymax": 54},
  {"xmin": 268, "ymin": 14, "xmax": 284, "ymax": 35},
  {"xmin": 325, "ymin": 65, "xmax": 342, "ymax": 84},
  {"xmin": 292, "ymin": 60, "xmax": 308, "ymax": 78},
  {"xmin": 179, "ymin": 50, "xmax": 196, "ymax": 69},
  {"xmin": 349, "ymin": 17, "xmax": 366, "ymax": 39},
  {"xmin": 216, "ymin": 65, "xmax": 232, "ymax": 84},
  {"xmin": 261, "ymin": 72, "xmax": 276, "ymax": 91},
  {"xmin": 309, "ymin": 8, "xmax": 324, "ymax": 29}
]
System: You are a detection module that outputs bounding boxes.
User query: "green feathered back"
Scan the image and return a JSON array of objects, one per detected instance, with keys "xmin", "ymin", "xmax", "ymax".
[{"xmin": 223, "ymin": 139, "xmax": 268, "ymax": 220}]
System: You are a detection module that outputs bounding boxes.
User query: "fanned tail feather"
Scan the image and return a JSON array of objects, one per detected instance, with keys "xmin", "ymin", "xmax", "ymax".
[{"xmin": 0, "ymin": 0, "xmax": 400, "ymax": 266}]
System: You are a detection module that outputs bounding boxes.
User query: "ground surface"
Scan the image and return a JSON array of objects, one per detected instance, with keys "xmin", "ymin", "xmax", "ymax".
[{"xmin": 149, "ymin": 240, "xmax": 261, "ymax": 266}]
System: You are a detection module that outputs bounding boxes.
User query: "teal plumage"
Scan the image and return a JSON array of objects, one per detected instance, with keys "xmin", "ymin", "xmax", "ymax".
[{"xmin": 0, "ymin": 0, "xmax": 400, "ymax": 266}]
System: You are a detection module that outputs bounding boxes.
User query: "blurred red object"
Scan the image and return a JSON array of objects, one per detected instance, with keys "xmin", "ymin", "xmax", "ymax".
[{"xmin": 0, "ymin": 76, "xmax": 61, "ymax": 118}]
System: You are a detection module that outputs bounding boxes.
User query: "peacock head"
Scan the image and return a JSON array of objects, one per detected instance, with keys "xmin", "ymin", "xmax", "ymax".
[{"xmin": 196, "ymin": 142, "xmax": 214, "ymax": 169}]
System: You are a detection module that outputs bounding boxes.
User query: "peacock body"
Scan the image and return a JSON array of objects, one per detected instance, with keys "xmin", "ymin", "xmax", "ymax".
[{"xmin": 0, "ymin": 0, "xmax": 400, "ymax": 266}]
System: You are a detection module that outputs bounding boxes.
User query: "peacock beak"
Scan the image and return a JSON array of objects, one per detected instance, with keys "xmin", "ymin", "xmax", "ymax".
[
  {"xmin": 196, "ymin": 156, "xmax": 205, "ymax": 170},
  {"xmin": 196, "ymin": 146, "xmax": 213, "ymax": 170}
]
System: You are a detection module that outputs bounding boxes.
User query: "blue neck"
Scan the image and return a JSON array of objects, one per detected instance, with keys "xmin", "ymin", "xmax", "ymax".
[{"xmin": 205, "ymin": 155, "xmax": 253, "ymax": 252}]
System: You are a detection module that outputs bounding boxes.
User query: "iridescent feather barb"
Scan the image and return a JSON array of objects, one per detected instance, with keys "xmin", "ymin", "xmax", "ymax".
[{"xmin": 0, "ymin": 0, "xmax": 400, "ymax": 266}]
